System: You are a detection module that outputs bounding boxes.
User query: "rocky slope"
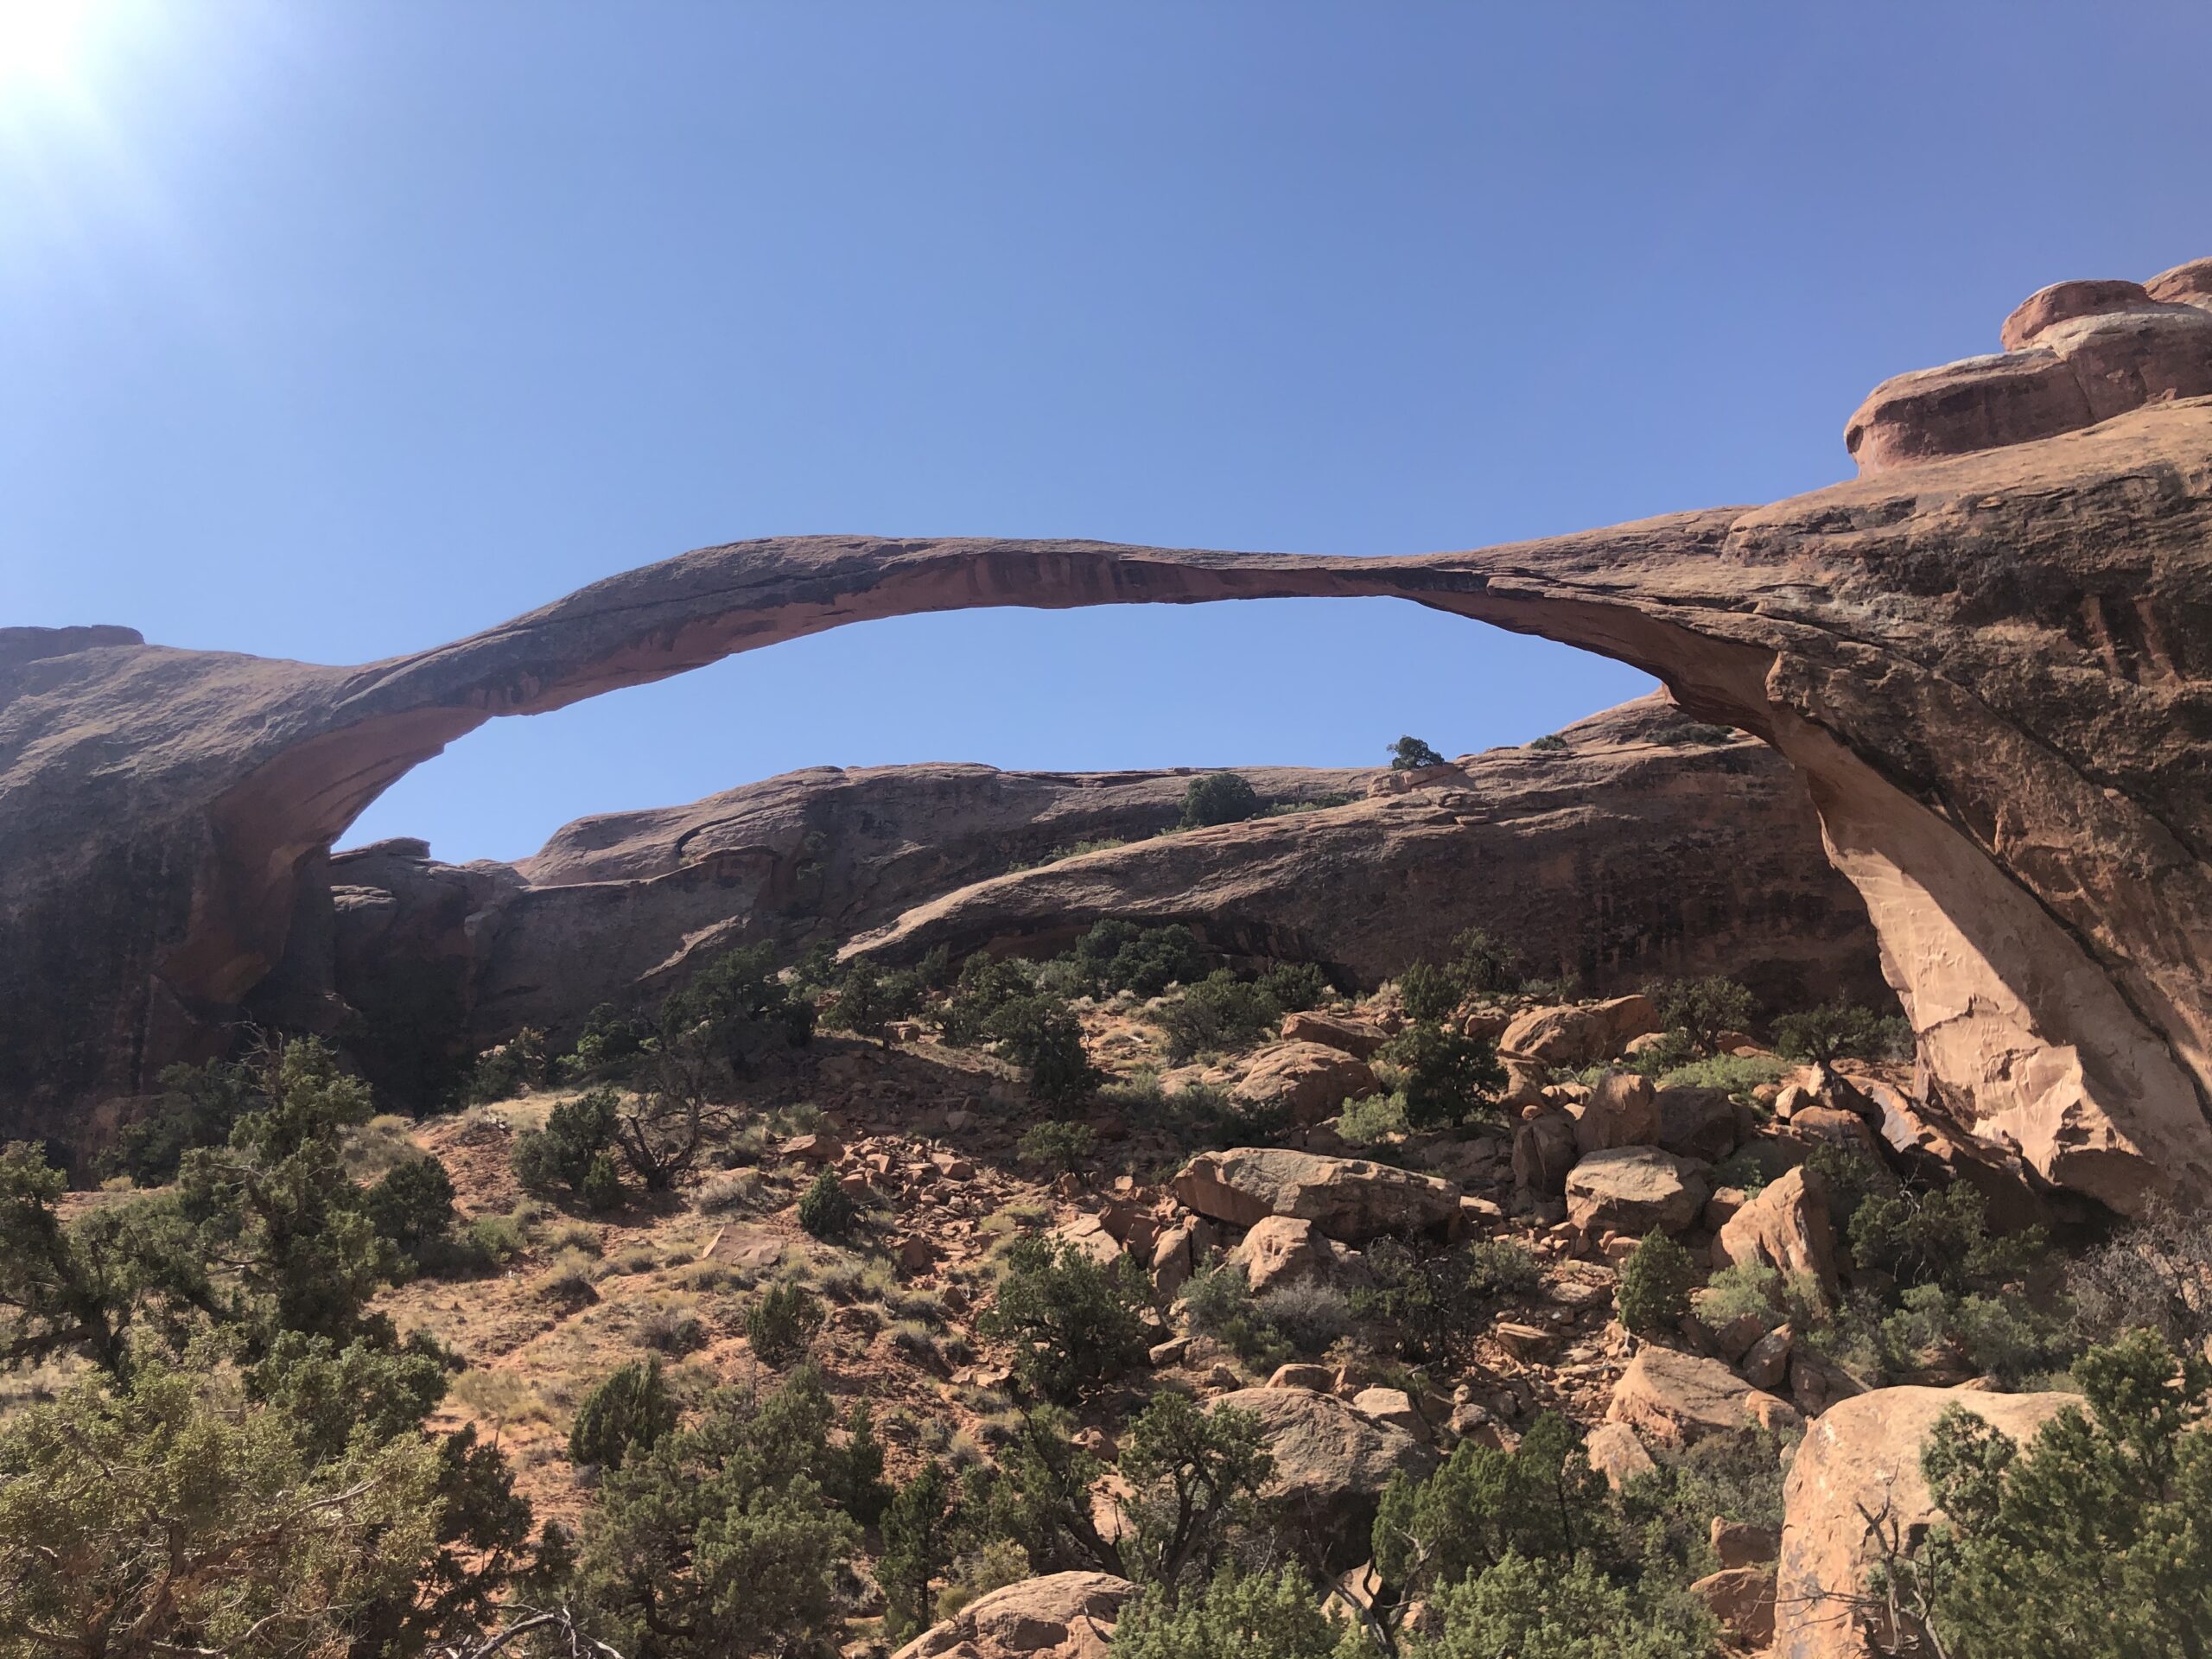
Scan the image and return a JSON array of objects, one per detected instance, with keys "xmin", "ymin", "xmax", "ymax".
[
  {"xmin": 4, "ymin": 255, "xmax": 2209, "ymax": 1210},
  {"xmin": 302, "ymin": 691, "xmax": 1882, "ymax": 1107}
]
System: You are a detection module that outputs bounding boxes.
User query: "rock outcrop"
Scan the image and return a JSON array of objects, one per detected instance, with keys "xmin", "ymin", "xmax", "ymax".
[
  {"xmin": 1776, "ymin": 1385, "xmax": 2080, "ymax": 1659},
  {"xmin": 1211, "ymin": 1385, "xmax": 1435, "ymax": 1565},
  {"xmin": 1607, "ymin": 1348, "xmax": 1803, "ymax": 1446},
  {"xmin": 7, "ymin": 257, "xmax": 2212, "ymax": 1211},
  {"xmin": 891, "ymin": 1572, "xmax": 1135, "ymax": 1659},
  {"xmin": 1171, "ymin": 1148, "xmax": 1464, "ymax": 1242}
]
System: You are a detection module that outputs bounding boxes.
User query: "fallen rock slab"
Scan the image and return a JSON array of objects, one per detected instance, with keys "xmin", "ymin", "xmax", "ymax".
[
  {"xmin": 893, "ymin": 1572, "xmax": 1136, "ymax": 1659},
  {"xmin": 1608, "ymin": 1347, "xmax": 1803, "ymax": 1447},
  {"xmin": 1714, "ymin": 1166, "xmax": 1840, "ymax": 1304},
  {"xmin": 1212, "ymin": 1385, "xmax": 1436, "ymax": 1565},
  {"xmin": 1566, "ymin": 1147, "xmax": 1709, "ymax": 1236},
  {"xmin": 1499, "ymin": 995, "xmax": 1661, "ymax": 1067},
  {"xmin": 1172, "ymin": 1148, "xmax": 1461, "ymax": 1242},
  {"xmin": 1231, "ymin": 1041, "xmax": 1379, "ymax": 1128}
]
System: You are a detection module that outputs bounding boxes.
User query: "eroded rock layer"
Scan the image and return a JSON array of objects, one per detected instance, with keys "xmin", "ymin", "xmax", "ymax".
[{"xmin": 5, "ymin": 258, "xmax": 2210, "ymax": 1209}]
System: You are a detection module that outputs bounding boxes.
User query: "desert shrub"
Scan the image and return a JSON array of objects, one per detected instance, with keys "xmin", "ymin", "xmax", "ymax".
[
  {"xmin": 1115, "ymin": 1391, "xmax": 1274, "ymax": 1592},
  {"xmin": 1338, "ymin": 1091, "xmax": 1409, "ymax": 1145},
  {"xmin": 1111, "ymin": 1564, "xmax": 1344, "ymax": 1659},
  {"xmin": 1154, "ymin": 971, "xmax": 1281, "ymax": 1063},
  {"xmin": 1647, "ymin": 976, "xmax": 1758, "ymax": 1058},
  {"xmin": 1255, "ymin": 959, "xmax": 1331, "ymax": 1013},
  {"xmin": 1615, "ymin": 1233, "xmax": 1696, "ymax": 1336},
  {"xmin": 1178, "ymin": 1259, "xmax": 1287, "ymax": 1368},
  {"xmin": 510, "ymin": 1086, "xmax": 620, "ymax": 1199},
  {"xmin": 981, "ymin": 1235, "xmax": 1149, "ymax": 1403},
  {"xmin": 826, "ymin": 958, "xmax": 894, "ymax": 1041},
  {"xmin": 1373, "ymin": 1413, "xmax": 1613, "ymax": 1606},
  {"xmin": 1397, "ymin": 961, "xmax": 1463, "ymax": 1024},
  {"xmin": 560, "ymin": 1002, "xmax": 649, "ymax": 1082},
  {"xmin": 1465, "ymin": 1237, "xmax": 1544, "ymax": 1302},
  {"xmin": 1849, "ymin": 1181, "xmax": 2042, "ymax": 1296},
  {"xmin": 1389, "ymin": 735, "xmax": 1446, "ymax": 770},
  {"xmin": 577, "ymin": 1152, "xmax": 623, "ymax": 1213},
  {"xmin": 937, "ymin": 952, "xmax": 1038, "ymax": 1046},
  {"xmin": 1798, "ymin": 1141, "xmax": 1893, "ymax": 1235},
  {"xmin": 1653, "ymin": 1051, "xmax": 1786, "ymax": 1101},
  {"xmin": 1524, "ymin": 733, "xmax": 1568, "ymax": 752},
  {"xmin": 1421, "ymin": 1551, "xmax": 1715, "ymax": 1659},
  {"xmin": 1351, "ymin": 1236, "xmax": 1504, "ymax": 1362},
  {"xmin": 1386, "ymin": 1023, "xmax": 1505, "ymax": 1130},
  {"xmin": 361, "ymin": 1154, "xmax": 457, "ymax": 1266},
  {"xmin": 1181, "ymin": 772, "xmax": 1261, "ymax": 829},
  {"xmin": 2064, "ymin": 1204, "xmax": 2212, "ymax": 1354},
  {"xmin": 1444, "ymin": 927, "xmax": 1524, "ymax": 996},
  {"xmin": 988, "ymin": 995, "xmax": 1100, "ymax": 1104},
  {"xmin": 1877, "ymin": 1282, "xmax": 2064, "ymax": 1386},
  {"xmin": 466, "ymin": 1026, "xmax": 551, "ymax": 1103},
  {"xmin": 1075, "ymin": 920, "xmax": 1211, "ymax": 998},
  {"xmin": 797, "ymin": 1167, "xmax": 858, "ymax": 1239},
  {"xmin": 574, "ymin": 1373, "xmax": 861, "ymax": 1658},
  {"xmin": 1879, "ymin": 1330, "xmax": 2212, "ymax": 1657},
  {"xmin": 568, "ymin": 1357, "xmax": 676, "ymax": 1470},
  {"xmin": 1253, "ymin": 1281, "xmax": 1355, "ymax": 1353},
  {"xmin": 1109, "ymin": 1075, "xmax": 1284, "ymax": 1151},
  {"xmin": 1019, "ymin": 1120, "xmax": 1098, "ymax": 1174},
  {"xmin": 1770, "ymin": 1000, "xmax": 1911, "ymax": 1064},
  {"xmin": 747, "ymin": 1281, "xmax": 825, "ymax": 1367},
  {"xmin": 1616, "ymin": 1428, "xmax": 1792, "ymax": 1582},
  {"xmin": 1696, "ymin": 1262, "xmax": 1821, "ymax": 1333},
  {"xmin": 101, "ymin": 1058, "xmax": 256, "ymax": 1185},
  {"xmin": 639, "ymin": 1304, "xmax": 705, "ymax": 1355},
  {"xmin": 880, "ymin": 1459, "xmax": 957, "ymax": 1639},
  {"xmin": 936, "ymin": 1538, "xmax": 1032, "ymax": 1622},
  {"xmin": 657, "ymin": 941, "xmax": 817, "ymax": 1073}
]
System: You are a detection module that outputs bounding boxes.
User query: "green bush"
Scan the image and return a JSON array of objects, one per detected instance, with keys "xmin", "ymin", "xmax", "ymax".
[
  {"xmin": 1181, "ymin": 772, "xmax": 1262, "ymax": 829},
  {"xmin": 1387, "ymin": 1023, "xmax": 1505, "ymax": 1130},
  {"xmin": 1154, "ymin": 971, "xmax": 1282, "ymax": 1063},
  {"xmin": 1653, "ymin": 1051, "xmax": 1785, "ymax": 1100},
  {"xmin": 1389, "ymin": 734, "xmax": 1446, "ymax": 770},
  {"xmin": 987, "ymin": 994, "xmax": 1100, "ymax": 1104},
  {"xmin": 1647, "ymin": 976, "xmax": 1758, "ymax": 1058},
  {"xmin": 1465, "ymin": 1236, "xmax": 1544, "ymax": 1302},
  {"xmin": 1076, "ymin": 920, "xmax": 1211, "ymax": 998},
  {"xmin": 880, "ymin": 1459, "xmax": 957, "ymax": 1639},
  {"xmin": 658, "ymin": 942, "xmax": 817, "ymax": 1072},
  {"xmin": 1885, "ymin": 1330, "xmax": 2212, "ymax": 1657},
  {"xmin": 1398, "ymin": 961, "xmax": 1463, "ymax": 1024},
  {"xmin": 1338, "ymin": 1090, "xmax": 1409, "ymax": 1145},
  {"xmin": 1178, "ymin": 1259, "xmax": 1288, "ymax": 1369},
  {"xmin": 568, "ymin": 1357, "xmax": 676, "ymax": 1470},
  {"xmin": 1111, "ymin": 1564, "xmax": 1346, "ymax": 1659},
  {"xmin": 361, "ymin": 1154, "xmax": 456, "ymax": 1264},
  {"xmin": 797, "ymin": 1167, "xmax": 858, "ymax": 1239},
  {"xmin": 510, "ymin": 1086, "xmax": 620, "ymax": 1199},
  {"xmin": 577, "ymin": 1151, "xmax": 623, "ymax": 1213},
  {"xmin": 1770, "ymin": 1001, "xmax": 1911, "ymax": 1064},
  {"xmin": 1018, "ymin": 1120, "xmax": 1098, "ymax": 1174},
  {"xmin": 1423, "ymin": 1551, "xmax": 1716, "ymax": 1659},
  {"xmin": 1615, "ymin": 1233, "xmax": 1696, "ymax": 1336},
  {"xmin": 747, "ymin": 1281, "xmax": 825, "ymax": 1367},
  {"xmin": 980, "ymin": 1234, "xmax": 1149, "ymax": 1403},
  {"xmin": 100, "ymin": 1058, "xmax": 255, "ymax": 1185},
  {"xmin": 937, "ymin": 953, "xmax": 1038, "ymax": 1046},
  {"xmin": 1524, "ymin": 733, "xmax": 1569, "ymax": 752},
  {"xmin": 1255, "ymin": 960, "xmax": 1331, "ymax": 1013}
]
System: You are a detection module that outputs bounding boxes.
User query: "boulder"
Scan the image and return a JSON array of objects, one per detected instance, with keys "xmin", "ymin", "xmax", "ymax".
[
  {"xmin": 1711, "ymin": 1516, "xmax": 1779, "ymax": 1568},
  {"xmin": 1497, "ymin": 995, "xmax": 1662, "ymax": 1068},
  {"xmin": 1690, "ymin": 1566, "xmax": 1776, "ymax": 1646},
  {"xmin": 1777, "ymin": 1386, "xmax": 2079, "ymax": 1659},
  {"xmin": 1570, "ymin": 1071, "xmax": 1661, "ymax": 1155},
  {"xmin": 1607, "ymin": 1348, "xmax": 1803, "ymax": 1447},
  {"xmin": 1656, "ymin": 1087, "xmax": 1739, "ymax": 1160},
  {"xmin": 1280, "ymin": 1009, "xmax": 1389, "ymax": 1059},
  {"xmin": 1231, "ymin": 1041, "xmax": 1380, "ymax": 1128},
  {"xmin": 892, "ymin": 1572, "xmax": 1136, "ymax": 1659},
  {"xmin": 1225, "ymin": 1216, "xmax": 1362, "ymax": 1296},
  {"xmin": 1740, "ymin": 1324, "xmax": 1795, "ymax": 1391},
  {"xmin": 1149, "ymin": 1221, "xmax": 1195, "ymax": 1301},
  {"xmin": 1511, "ymin": 1112, "xmax": 1579, "ymax": 1196},
  {"xmin": 1565, "ymin": 1147, "xmax": 1709, "ymax": 1236},
  {"xmin": 1267, "ymin": 1363, "xmax": 1333, "ymax": 1390},
  {"xmin": 1350, "ymin": 1386, "xmax": 1424, "ymax": 1437},
  {"xmin": 1786, "ymin": 1106, "xmax": 1886, "ymax": 1164},
  {"xmin": 1171, "ymin": 1148, "xmax": 1462, "ymax": 1243},
  {"xmin": 1585, "ymin": 1421, "xmax": 1657, "ymax": 1490},
  {"xmin": 1053, "ymin": 1214, "xmax": 1123, "ymax": 1268},
  {"xmin": 1211, "ymin": 1386, "xmax": 1437, "ymax": 1566},
  {"xmin": 1714, "ymin": 1166, "xmax": 1841, "ymax": 1304}
]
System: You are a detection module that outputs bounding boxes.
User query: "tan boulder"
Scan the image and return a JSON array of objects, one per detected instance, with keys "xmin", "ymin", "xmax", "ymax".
[
  {"xmin": 1712, "ymin": 1516, "xmax": 1779, "ymax": 1567},
  {"xmin": 1149, "ymin": 1220, "xmax": 1195, "ymax": 1301},
  {"xmin": 1053, "ymin": 1214, "xmax": 1123, "ymax": 1268},
  {"xmin": 1171, "ymin": 1148, "xmax": 1461, "ymax": 1243},
  {"xmin": 1690, "ymin": 1566, "xmax": 1776, "ymax": 1646},
  {"xmin": 1777, "ymin": 1385, "xmax": 2079, "ymax": 1659},
  {"xmin": 1225, "ymin": 1216, "xmax": 1361, "ymax": 1296},
  {"xmin": 1498, "ymin": 995, "xmax": 1661, "ymax": 1068},
  {"xmin": 1656, "ymin": 1086, "xmax": 1739, "ymax": 1160},
  {"xmin": 1585, "ymin": 1421, "xmax": 1657, "ymax": 1490},
  {"xmin": 1714, "ymin": 1166, "xmax": 1840, "ymax": 1303},
  {"xmin": 1570, "ymin": 1071, "xmax": 1661, "ymax": 1156},
  {"xmin": 1231, "ymin": 1041, "xmax": 1380, "ymax": 1128},
  {"xmin": 1267, "ymin": 1363, "xmax": 1333, "ymax": 1390},
  {"xmin": 1511, "ymin": 1111, "xmax": 1578, "ymax": 1196},
  {"xmin": 1565, "ymin": 1147, "xmax": 1709, "ymax": 1236},
  {"xmin": 1211, "ymin": 1385, "xmax": 1437, "ymax": 1565},
  {"xmin": 1740, "ymin": 1324, "xmax": 1796, "ymax": 1391},
  {"xmin": 1351, "ymin": 1386, "xmax": 1424, "ymax": 1437},
  {"xmin": 892, "ymin": 1572, "xmax": 1136, "ymax": 1659},
  {"xmin": 1280, "ymin": 1009, "xmax": 1389, "ymax": 1059},
  {"xmin": 1608, "ymin": 1347, "xmax": 1803, "ymax": 1447},
  {"xmin": 1786, "ymin": 1106, "xmax": 1886, "ymax": 1164}
]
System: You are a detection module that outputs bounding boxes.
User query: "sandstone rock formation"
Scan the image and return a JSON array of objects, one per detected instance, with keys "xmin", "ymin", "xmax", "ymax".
[
  {"xmin": 1607, "ymin": 1348, "xmax": 1803, "ymax": 1446},
  {"xmin": 6, "ymin": 257, "xmax": 2211, "ymax": 1211},
  {"xmin": 891, "ymin": 1572, "xmax": 1135, "ymax": 1659},
  {"xmin": 1713, "ymin": 1166, "xmax": 1841, "ymax": 1303},
  {"xmin": 1170, "ymin": 1148, "xmax": 1464, "ymax": 1242},
  {"xmin": 1776, "ymin": 1385, "xmax": 2080, "ymax": 1659},
  {"xmin": 1211, "ymin": 1385, "xmax": 1435, "ymax": 1565},
  {"xmin": 1565, "ymin": 1146, "xmax": 1709, "ymax": 1236}
]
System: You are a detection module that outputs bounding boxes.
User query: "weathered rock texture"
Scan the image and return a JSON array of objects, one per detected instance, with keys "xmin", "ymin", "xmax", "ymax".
[
  {"xmin": 5, "ymin": 257, "xmax": 2211, "ymax": 1210},
  {"xmin": 891, "ymin": 1572, "xmax": 1135, "ymax": 1659},
  {"xmin": 1777, "ymin": 1386, "xmax": 2080, "ymax": 1659}
]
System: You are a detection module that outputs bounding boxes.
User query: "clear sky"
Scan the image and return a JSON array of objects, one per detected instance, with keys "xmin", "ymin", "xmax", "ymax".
[{"xmin": 4, "ymin": 3, "xmax": 2208, "ymax": 864}]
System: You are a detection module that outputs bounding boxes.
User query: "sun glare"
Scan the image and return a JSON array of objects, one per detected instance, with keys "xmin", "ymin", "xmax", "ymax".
[{"xmin": 0, "ymin": 0, "xmax": 99, "ymax": 89}]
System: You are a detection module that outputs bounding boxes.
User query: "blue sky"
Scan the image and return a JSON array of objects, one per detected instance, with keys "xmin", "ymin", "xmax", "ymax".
[{"xmin": 5, "ymin": 3, "xmax": 2207, "ymax": 863}]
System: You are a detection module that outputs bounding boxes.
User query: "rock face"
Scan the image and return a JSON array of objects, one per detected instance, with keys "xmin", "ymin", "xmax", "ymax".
[
  {"xmin": 1499, "ymin": 995, "xmax": 1661, "ymax": 1069},
  {"xmin": 1224, "ymin": 1216, "xmax": 1362, "ymax": 1296},
  {"xmin": 1230, "ymin": 1043, "xmax": 1379, "ymax": 1128},
  {"xmin": 1171, "ymin": 1148, "xmax": 1462, "ymax": 1243},
  {"xmin": 892, "ymin": 1572, "xmax": 1135, "ymax": 1659},
  {"xmin": 1607, "ymin": 1348, "xmax": 1803, "ymax": 1446},
  {"xmin": 6, "ymin": 257, "xmax": 2212, "ymax": 1213},
  {"xmin": 1565, "ymin": 1147, "xmax": 1709, "ymax": 1236},
  {"xmin": 1777, "ymin": 1386, "xmax": 2080, "ymax": 1659},
  {"xmin": 1211, "ymin": 1386, "xmax": 1435, "ymax": 1564},
  {"xmin": 1713, "ymin": 1166, "xmax": 1841, "ymax": 1303}
]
